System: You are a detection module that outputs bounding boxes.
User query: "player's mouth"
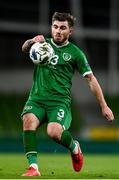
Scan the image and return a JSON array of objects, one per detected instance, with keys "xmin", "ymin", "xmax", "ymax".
[{"xmin": 54, "ymin": 35, "xmax": 62, "ymax": 41}]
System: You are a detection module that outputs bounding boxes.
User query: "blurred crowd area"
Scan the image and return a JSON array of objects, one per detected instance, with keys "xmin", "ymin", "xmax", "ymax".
[{"xmin": 0, "ymin": 0, "xmax": 119, "ymax": 143}]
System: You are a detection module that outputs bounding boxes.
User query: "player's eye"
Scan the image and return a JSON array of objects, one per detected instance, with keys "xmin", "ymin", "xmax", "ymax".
[
  {"xmin": 60, "ymin": 26, "xmax": 67, "ymax": 30},
  {"xmin": 53, "ymin": 25, "xmax": 58, "ymax": 29}
]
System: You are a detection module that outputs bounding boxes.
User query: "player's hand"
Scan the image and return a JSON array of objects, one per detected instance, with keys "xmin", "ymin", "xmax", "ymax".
[
  {"xmin": 102, "ymin": 106, "xmax": 114, "ymax": 122},
  {"xmin": 32, "ymin": 35, "xmax": 45, "ymax": 43}
]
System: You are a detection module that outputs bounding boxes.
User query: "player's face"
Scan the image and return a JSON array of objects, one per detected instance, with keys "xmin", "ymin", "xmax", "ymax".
[{"xmin": 51, "ymin": 20, "xmax": 73, "ymax": 45}]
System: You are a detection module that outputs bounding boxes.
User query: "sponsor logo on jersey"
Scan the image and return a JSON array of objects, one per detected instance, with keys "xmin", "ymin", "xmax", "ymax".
[{"xmin": 63, "ymin": 53, "xmax": 71, "ymax": 61}]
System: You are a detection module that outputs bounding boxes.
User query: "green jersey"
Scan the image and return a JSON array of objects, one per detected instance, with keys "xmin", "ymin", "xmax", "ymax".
[{"xmin": 28, "ymin": 38, "xmax": 92, "ymax": 105}]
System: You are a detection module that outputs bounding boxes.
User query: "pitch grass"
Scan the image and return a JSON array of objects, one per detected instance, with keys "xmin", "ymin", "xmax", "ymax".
[{"xmin": 0, "ymin": 153, "xmax": 119, "ymax": 179}]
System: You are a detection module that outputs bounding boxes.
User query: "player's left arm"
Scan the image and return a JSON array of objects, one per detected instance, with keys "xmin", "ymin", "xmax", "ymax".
[{"xmin": 84, "ymin": 73, "xmax": 114, "ymax": 122}]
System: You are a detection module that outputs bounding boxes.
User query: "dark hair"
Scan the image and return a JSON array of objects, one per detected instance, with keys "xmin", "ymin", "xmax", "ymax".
[{"xmin": 52, "ymin": 12, "xmax": 76, "ymax": 27}]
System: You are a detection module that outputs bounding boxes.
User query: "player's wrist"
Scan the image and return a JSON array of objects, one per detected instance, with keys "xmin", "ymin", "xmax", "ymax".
[{"xmin": 100, "ymin": 102, "xmax": 108, "ymax": 110}]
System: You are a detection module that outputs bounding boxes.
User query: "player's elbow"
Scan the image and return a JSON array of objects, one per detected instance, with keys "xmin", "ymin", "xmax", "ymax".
[{"xmin": 22, "ymin": 43, "xmax": 28, "ymax": 53}]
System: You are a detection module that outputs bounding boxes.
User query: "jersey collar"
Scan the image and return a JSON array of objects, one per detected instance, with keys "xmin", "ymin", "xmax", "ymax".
[{"xmin": 51, "ymin": 38, "xmax": 69, "ymax": 48}]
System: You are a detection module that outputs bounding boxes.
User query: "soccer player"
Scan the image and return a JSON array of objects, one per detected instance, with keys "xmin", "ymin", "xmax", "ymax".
[{"xmin": 21, "ymin": 12, "xmax": 114, "ymax": 176}]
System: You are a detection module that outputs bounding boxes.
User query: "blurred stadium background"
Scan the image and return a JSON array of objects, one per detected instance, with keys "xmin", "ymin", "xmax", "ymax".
[{"xmin": 0, "ymin": 0, "xmax": 119, "ymax": 153}]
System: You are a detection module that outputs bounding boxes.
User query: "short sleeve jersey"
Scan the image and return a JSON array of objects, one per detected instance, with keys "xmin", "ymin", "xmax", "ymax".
[{"xmin": 29, "ymin": 38, "xmax": 92, "ymax": 105}]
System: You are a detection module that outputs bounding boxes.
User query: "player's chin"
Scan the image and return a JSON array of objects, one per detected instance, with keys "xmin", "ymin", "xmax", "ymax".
[{"xmin": 53, "ymin": 37, "xmax": 63, "ymax": 44}]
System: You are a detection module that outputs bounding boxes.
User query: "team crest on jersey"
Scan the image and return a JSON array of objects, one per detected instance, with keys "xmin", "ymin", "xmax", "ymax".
[{"xmin": 63, "ymin": 53, "xmax": 71, "ymax": 61}]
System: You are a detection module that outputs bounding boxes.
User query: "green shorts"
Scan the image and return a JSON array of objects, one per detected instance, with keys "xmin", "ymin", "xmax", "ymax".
[{"xmin": 21, "ymin": 99, "xmax": 72, "ymax": 130}]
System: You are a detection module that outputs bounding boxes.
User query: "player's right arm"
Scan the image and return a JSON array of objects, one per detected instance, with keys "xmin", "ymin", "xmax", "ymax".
[{"xmin": 22, "ymin": 35, "xmax": 45, "ymax": 53}]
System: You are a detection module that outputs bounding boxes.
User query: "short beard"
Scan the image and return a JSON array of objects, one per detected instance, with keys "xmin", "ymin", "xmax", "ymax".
[{"xmin": 52, "ymin": 36, "xmax": 68, "ymax": 45}]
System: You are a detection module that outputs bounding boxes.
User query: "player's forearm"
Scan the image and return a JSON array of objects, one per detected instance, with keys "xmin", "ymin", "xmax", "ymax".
[
  {"xmin": 22, "ymin": 39, "xmax": 34, "ymax": 53},
  {"xmin": 22, "ymin": 35, "xmax": 45, "ymax": 53},
  {"xmin": 87, "ymin": 74, "xmax": 107, "ymax": 109}
]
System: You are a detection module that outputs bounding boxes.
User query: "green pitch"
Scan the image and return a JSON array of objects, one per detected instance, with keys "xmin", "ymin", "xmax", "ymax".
[{"xmin": 0, "ymin": 153, "xmax": 119, "ymax": 179}]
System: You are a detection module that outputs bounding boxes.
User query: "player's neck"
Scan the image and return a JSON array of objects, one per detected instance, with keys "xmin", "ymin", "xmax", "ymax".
[{"xmin": 51, "ymin": 38, "xmax": 69, "ymax": 48}]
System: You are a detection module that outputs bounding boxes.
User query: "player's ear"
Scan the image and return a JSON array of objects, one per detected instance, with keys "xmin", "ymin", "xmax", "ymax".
[{"xmin": 69, "ymin": 27, "xmax": 74, "ymax": 35}]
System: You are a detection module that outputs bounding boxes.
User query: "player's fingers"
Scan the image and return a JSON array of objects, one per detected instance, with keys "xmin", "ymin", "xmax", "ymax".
[
  {"xmin": 106, "ymin": 113, "xmax": 114, "ymax": 122},
  {"xmin": 33, "ymin": 35, "xmax": 45, "ymax": 43}
]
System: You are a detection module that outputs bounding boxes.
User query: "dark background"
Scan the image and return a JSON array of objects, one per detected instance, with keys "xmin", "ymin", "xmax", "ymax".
[{"xmin": 0, "ymin": 0, "xmax": 112, "ymax": 69}]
